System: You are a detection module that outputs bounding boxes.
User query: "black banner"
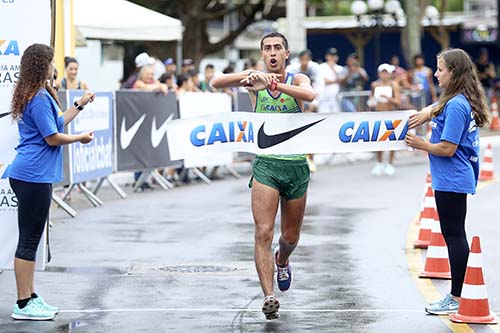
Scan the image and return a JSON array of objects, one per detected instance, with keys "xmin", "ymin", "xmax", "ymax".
[{"xmin": 115, "ymin": 91, "xmax": 179, "ymax": 172}]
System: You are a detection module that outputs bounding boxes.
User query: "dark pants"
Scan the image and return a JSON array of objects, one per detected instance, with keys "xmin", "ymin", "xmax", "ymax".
[
  {"xmin": 9, "ymin": 178, "xmax": 52, "ymax": 262},
  {"xmin": 435, "ymin": 190, "xmax": 469, "ymax": 297}
]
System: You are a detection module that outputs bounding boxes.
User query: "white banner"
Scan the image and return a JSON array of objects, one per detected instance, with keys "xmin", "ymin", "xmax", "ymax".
[
  {"xmin": 178, "ymin": 92, "xmax": 233, "ymax": 168},
  {"xmin": 167, "ymin": 110, "xmax": 415, "ymax": 160},
  {"xmin": 0, "ymin": 0, "xmax": 52, "ymax": 270}
]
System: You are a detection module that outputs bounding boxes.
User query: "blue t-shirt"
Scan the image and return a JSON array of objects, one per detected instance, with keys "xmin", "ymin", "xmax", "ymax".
[
  {"xmin": 429, "ymin": 94, "xmax": 480, "ymax": 194},
  {"xmin": 2, "ymin": 89, "xmax": 64, "ymax": 183}
]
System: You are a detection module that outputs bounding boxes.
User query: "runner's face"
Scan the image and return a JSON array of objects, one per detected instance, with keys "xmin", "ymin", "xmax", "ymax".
[
  {"xmin": 260, "ymin": 37, "xmax": 289, "ymax": 72},
  {"xmin": 435, "ymin": 58, "xmax": 452, "ymax": 90}
]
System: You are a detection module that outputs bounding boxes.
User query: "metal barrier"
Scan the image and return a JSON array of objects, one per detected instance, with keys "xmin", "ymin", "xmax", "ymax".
[
  {"xmin": 337, "ymin": 89, "xmax": 427, "ymax": 112},
  {"xmin": 337, "ymin": 89, "xmax": 429, "ymax": 136}
]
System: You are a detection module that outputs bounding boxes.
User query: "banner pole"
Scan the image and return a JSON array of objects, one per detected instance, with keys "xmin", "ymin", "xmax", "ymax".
[{"xmin": 50, "ymin": 0, "xmax": 57, "ymax": 48}]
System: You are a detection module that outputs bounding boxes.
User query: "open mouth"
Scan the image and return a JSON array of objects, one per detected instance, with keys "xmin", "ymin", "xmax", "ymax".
[{"xmin": 270, "ymin": 58, "xmax": 277, "ymax": 66}]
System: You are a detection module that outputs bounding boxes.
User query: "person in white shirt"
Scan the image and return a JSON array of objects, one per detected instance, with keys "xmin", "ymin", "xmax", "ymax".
[{"xmin": 318, "ymin": 48, "xmax": 343, "ymax": 113}]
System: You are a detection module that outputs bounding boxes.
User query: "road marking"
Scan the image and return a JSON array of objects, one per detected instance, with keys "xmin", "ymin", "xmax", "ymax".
[
  {"xmin": 59, "ymin": 308, "xmax": 424, "ymax": 314},
  {"xmin": 406, "ymin": 179, "xmax": 500, "ymax": 333}
]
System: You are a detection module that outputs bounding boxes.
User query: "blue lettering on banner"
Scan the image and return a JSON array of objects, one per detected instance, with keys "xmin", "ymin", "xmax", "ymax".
[
  {"xmin": 0, "ymin": 40, "xmax": 20, "ymax": 56},
  {"xmin": 72, "ymin": 136, "xmax": 113, "ymax": 175},
  {"xmin": 190, "ymin": 121, "xmax": 254, "ymax": 147},
  {"xmin": 339, "ymin": 120, "xmax": 408, "ymax": 143}
]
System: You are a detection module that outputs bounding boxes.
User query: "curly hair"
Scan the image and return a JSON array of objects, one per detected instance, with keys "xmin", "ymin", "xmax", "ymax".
[
  {"xmin": 10, "ymin": 43, "xmax": 61, "ymax": 121},
  {"xmin": 431, "ymin": 48, "xmax": 491, "ymax": 127}
]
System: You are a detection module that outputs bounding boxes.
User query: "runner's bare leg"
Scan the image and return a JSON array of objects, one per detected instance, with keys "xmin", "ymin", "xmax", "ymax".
[
  {"xmin": 277, "ymin": 195, "xmax": 307, "ymax": 265},
  {"xmin": 252, "ymin": 180, "xmax": 280, "ymax": 296}
]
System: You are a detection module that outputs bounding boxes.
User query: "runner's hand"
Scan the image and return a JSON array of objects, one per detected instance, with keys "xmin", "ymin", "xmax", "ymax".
[{"xmin": 241, "ymin": 72, "xmax": 281, "ymax": 91}]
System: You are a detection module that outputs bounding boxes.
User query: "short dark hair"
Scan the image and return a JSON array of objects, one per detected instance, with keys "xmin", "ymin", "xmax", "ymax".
[
  {"xmin": 159, "ymin": 72, "xmax": 172, "ymax": 83},
  {"xmin": 205, "ymin": 64, "xmax": 214, "ymax": 70},
  {"xmin": 177, "ymin": 73, "xmax": 189, "ymax": 87},
  {"xmin": 64, "ymin": 56, "xmax": 78, "ymax": 68},
  {"xmin": 260, "ymin": 32, "xmax": 289, "ymax": 51},
  {"xmin": 299, "ymin": 49, "xmax": 312, "ymax": 58}
]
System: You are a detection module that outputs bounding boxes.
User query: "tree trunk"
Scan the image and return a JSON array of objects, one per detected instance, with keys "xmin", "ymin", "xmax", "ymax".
[{"xmin": 404, "ymin": 0, "xmax": 422, "ymax": 67}]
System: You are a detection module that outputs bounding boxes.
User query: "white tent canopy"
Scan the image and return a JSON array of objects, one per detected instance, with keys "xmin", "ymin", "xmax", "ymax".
[{"xmin": 74, "ymin": 0, "xmax": 183, "ymax": 41}]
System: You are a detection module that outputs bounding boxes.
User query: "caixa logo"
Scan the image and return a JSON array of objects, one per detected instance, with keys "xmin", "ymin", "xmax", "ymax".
[
  {"xmin": 0, "ymin": 40, "xmax": 20, "ymax": 56},
  {"xmin": 339, "ymin": 120, "xmax": 408, "ymax": 143},
  {"xmin": 190, "ymin": 121, "xmax": 254, "ymax": 147}
]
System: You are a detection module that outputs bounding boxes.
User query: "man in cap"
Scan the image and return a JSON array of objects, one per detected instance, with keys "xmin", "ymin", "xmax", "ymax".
[
  {"xmin": 121, "ymin": 52, "xmax": 155, "ymax": 89},
  {"xmin": 318, "ymin": 47, "xmax": 343, "ymax": 113}
]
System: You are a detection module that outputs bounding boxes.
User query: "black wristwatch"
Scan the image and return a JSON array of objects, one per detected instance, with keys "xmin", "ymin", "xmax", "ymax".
[{"xmin": 74, "ymin": 101, "xmax": 84, "ymax": 111}]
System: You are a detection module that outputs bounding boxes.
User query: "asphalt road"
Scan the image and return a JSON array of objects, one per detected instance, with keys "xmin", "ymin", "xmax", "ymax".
[{"xmin": 1, "ymin": 143, "xmax": 500, "ymax": 332}]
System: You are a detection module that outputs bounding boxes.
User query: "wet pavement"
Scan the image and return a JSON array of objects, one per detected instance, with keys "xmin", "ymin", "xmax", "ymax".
[{"xmin": 1, "ymin": 143, "xmax": 500, "ymax": 332}]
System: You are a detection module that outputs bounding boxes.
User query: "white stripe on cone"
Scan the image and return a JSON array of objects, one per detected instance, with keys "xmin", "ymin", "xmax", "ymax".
[
  {"xmin": 461, "ymin": 284, "xmax": 489, "ymax": 300},
  {"xmin": 467, "ymin": 252, "xmax": 483, "ymax": 268},
  {"xmin": 424, "ymin": 196, "xmax": 436, "ymax": 207},
  {"xmin": 420, "ymin": 218, "xmax": 433, "ymax": 229},
  {"xmin": 426, "ymin": 246, "xmax": 448, "ymax": 259}
]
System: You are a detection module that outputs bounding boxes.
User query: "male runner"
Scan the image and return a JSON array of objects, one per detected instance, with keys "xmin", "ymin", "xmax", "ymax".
[{"xmin": 211, "ymin": 32, "xmax": 316, "ymax": 320}]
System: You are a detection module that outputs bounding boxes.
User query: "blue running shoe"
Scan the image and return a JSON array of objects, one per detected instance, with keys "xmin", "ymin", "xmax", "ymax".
[
  {"xmin": 11, "ymin": 299, "xmax": 56, "ymax": 321},
  {"xmin": 425, "ymin": 294, "xmax": 459, "ymax": 315},
  {"xmin": 262, "ymin": 295, "xmax": 280, "ymax": 320},
  {"xmin": 274, "ymin": 246, "xmax": 292, "ymax": 292},
  {"xmin": 32, "ymin": 295, "xmax": 59, "ymax": 313}
]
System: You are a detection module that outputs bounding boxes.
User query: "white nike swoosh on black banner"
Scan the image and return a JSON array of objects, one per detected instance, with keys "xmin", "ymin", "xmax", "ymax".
[
  {"xmin": 120, "ymin": 114, "xmax": 146, "ymax": 150},
  {"xmin": 151, "ymin": 113, "xmax": 174, "ymax": 148}
]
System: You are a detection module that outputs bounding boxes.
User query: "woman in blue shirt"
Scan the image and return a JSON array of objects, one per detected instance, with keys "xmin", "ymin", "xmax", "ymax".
[
  {"xmin": 3, "ymin": 44, "xmax": 95, "ymax": 320},
  {"xmin": 405, "ymin": 48, "xmax": 491, "ymax": 315}
]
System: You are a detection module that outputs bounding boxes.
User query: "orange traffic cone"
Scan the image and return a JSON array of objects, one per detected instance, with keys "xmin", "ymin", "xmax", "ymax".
[
  {"xmin": 450, "ymin": 236, "xmax": 498, "ymax": 324},
  {"xmin": 479, "ymin": 144, "xmax": 494, "ymax": 181},
  {"xmin": 419, "ymin": 212, "xmax": 451, "ymax": 279},
  {"xmin": 490, "ymin": 95, "xmax": 500, "ymax": 131},
  {"xmin": 414, "ymin": 175, "xmax": 436, "ymax": 248}
]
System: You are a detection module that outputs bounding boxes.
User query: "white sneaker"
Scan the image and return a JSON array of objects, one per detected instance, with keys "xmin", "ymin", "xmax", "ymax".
[
  {"xmin": 385, "ymin": 164, "xmax": 395, "ymax": 176},
  {"xmin": 371, "ymin": 163, "xmax": 384, "ymax": 176}
]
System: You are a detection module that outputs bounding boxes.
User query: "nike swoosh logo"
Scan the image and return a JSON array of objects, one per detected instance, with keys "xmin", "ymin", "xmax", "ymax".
[
  {"xmin": 151, "ymin": 113, "xmax": 174, "ymax": 148},
  {"xmin": 257, "ymin": 118, "xmax": 326, "ymax": 149},
  {"xmin": 120, "ymin": 114, "xmax": 146, "ymax": 150},
  {"xmin": 0, "ymin": 112, "xmax": 10, "ymax": 119}
]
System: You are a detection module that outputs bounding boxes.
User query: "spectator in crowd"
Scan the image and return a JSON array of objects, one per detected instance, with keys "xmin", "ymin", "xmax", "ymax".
[
  {"xmin": 3, "ymin": 43, "xmax": 95, "ymax": 321},
  {"xmin": 200, "ymin": 64, "xmax": 217, "ymax": 92},
  {"xmin": 176, "ymin": 73, "xmax": 194, "ymax": 96},
  {"xmin": 133, "ymin": 65, "xmax": 168, "ymax": 94},
  {"xmin": 318, "ymin": 47, "xmax": 342, "ymax": 113},
  {"xmin": 390, "ymin": 54, "xmax": 410, "ymax": 89},
  {"xmin": 121, "ymin": 52, "xmax": 155, "ymax": 89},
  {"xmin": 475, "ymin": 47, "xmax": 496, "ymax": 100},
  {"xmin": 180, "ymin": 58, "xmax": 195, "ymax": 74},
  {"xmin": 369, "ymin": 63, "xmax": 401, "ymax": 176},
  {"xmin": 408, "ymin": 53, "xmax": 437, "ymax": 106},
  {"xmin": 164, "ymin": 57, "xmax": 177, "ymax": 75},
  {"xmin": 188, "ymin": 69, "xmax": 202, "ymax": 92},
  {"xmin": 339, "ymin": 52, "xmax": 369, "ymax": 112},
  {"xmin": 158, "ymin": 72, "xmax": 177, "ymax": 92},
  {"xmin": 56, "ymin": 56, "xmax": 89, "ymax": 90}
]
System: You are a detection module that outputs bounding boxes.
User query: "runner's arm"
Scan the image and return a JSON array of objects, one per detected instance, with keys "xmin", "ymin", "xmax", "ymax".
[
  {"xmin": 211, "ymin": 70, "xmax": 254, "ymax": 88},
  {"xmin": 278, "ymin": 73, "xmax": 316, "ymax": 102}
]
